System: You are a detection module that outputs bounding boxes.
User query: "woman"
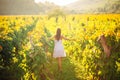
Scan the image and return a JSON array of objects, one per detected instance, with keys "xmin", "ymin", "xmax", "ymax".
[{"xmin": 49, "ymin": 28, "xmax": 70, "ymax": 72}]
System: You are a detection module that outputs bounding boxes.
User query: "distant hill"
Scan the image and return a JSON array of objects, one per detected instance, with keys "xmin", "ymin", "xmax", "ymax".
[
  {"xmin": 64, "ymin": 0, "xmax": 120, "ymax": 14},
  {"xmin": 36, "ymin": 1, "xmax": 60, "ymax": 14},
  {"xmin": 0, "ymin": 0, "xmax": 40, "ymax": 15},
  {"xmin": 0, "ymin": 0, "xmax": 59, "ymax": 15},
  {"xmin": 0, "ymin": 0, "xmax": 119, "ymax": 15}
]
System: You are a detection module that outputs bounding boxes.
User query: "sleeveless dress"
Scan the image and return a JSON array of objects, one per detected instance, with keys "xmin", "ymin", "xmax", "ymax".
[{"xmin": 53, "ymin": 40, "xmax": 66, "ymax": 58}]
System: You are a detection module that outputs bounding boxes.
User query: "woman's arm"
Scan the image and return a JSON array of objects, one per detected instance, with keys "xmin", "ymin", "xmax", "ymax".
[
  {"xmin": 62, "ymin": 35, "xmax": 76, "ymax": 41},
  {"xmin": 48, "ymin": 35, "xmax": 55, "ymax": 40},
  {"xmin": 62, "ymin": 35, "xmax": 70, "ymax": 40}
]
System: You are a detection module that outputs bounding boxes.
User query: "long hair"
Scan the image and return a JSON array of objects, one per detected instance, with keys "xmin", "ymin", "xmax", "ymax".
[{"xmin": 55, "ymin": 28, "xmax": 61, "ymax": 41}]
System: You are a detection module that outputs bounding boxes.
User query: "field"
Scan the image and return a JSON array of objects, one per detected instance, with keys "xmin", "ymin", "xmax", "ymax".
[{"xmin": 0, "ymin": 14, "xmax": 120, "ymax": 80}]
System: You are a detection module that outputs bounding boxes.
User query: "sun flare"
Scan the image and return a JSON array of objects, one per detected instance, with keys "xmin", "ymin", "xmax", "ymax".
[{"xmin": 34, "ymin": 0, "xmax": 78, "ymax": 6}]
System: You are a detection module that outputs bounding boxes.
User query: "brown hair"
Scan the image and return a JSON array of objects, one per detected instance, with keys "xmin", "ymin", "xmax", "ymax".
[{"xmin": 55, "ymin": 28, "xmax": 61, "ymax": 41}]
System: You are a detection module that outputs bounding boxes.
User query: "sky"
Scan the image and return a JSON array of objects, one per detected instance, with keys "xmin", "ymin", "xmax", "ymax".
[{"xmin": 34, "ymin": 0, "xmax": 78, "ymax": 6}]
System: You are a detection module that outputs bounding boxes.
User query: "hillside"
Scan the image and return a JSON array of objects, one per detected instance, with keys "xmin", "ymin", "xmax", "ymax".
[
  {"xmin": 0, "ymin": 0, "xmax": 40, "ymax": 15},
  {"xmin": 36, "ymin": 1, "xmax": 60, "ymax": 14},
  {"xmin": 0, "ymin": 0, "xmax": 119, "ymax": 15},
  {"xmin": 0, "ymin": 0, "xmax": 59, "ymax": 15},
  {"xmin": 64, "ymin": 0, "xmax": 120, "ymax": 14}
]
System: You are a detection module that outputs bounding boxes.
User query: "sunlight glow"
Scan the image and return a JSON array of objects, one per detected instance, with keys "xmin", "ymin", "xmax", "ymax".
[{"xmin": 34, "ymin": 0, "xmax": 78, "ymax": 6}]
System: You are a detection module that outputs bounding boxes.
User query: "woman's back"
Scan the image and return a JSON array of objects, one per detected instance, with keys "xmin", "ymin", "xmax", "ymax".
[{"xmin": 53, "ymin": 39, "xmax": 66, "ymax": 58}]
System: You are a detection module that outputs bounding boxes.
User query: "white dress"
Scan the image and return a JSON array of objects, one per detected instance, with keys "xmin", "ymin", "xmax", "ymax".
[{"xmin": 53, "ymin": 40, "xmax": 66, "ymax": 58}]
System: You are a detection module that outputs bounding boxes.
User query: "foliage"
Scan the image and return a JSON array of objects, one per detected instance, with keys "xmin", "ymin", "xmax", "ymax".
[
  {"xmin": 0, "ymin": 16, "xmax": 38, "ymax": 80},
  {"xmin": 0, "ymin": 14, "xmax": 120, "ymax": 80}
]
